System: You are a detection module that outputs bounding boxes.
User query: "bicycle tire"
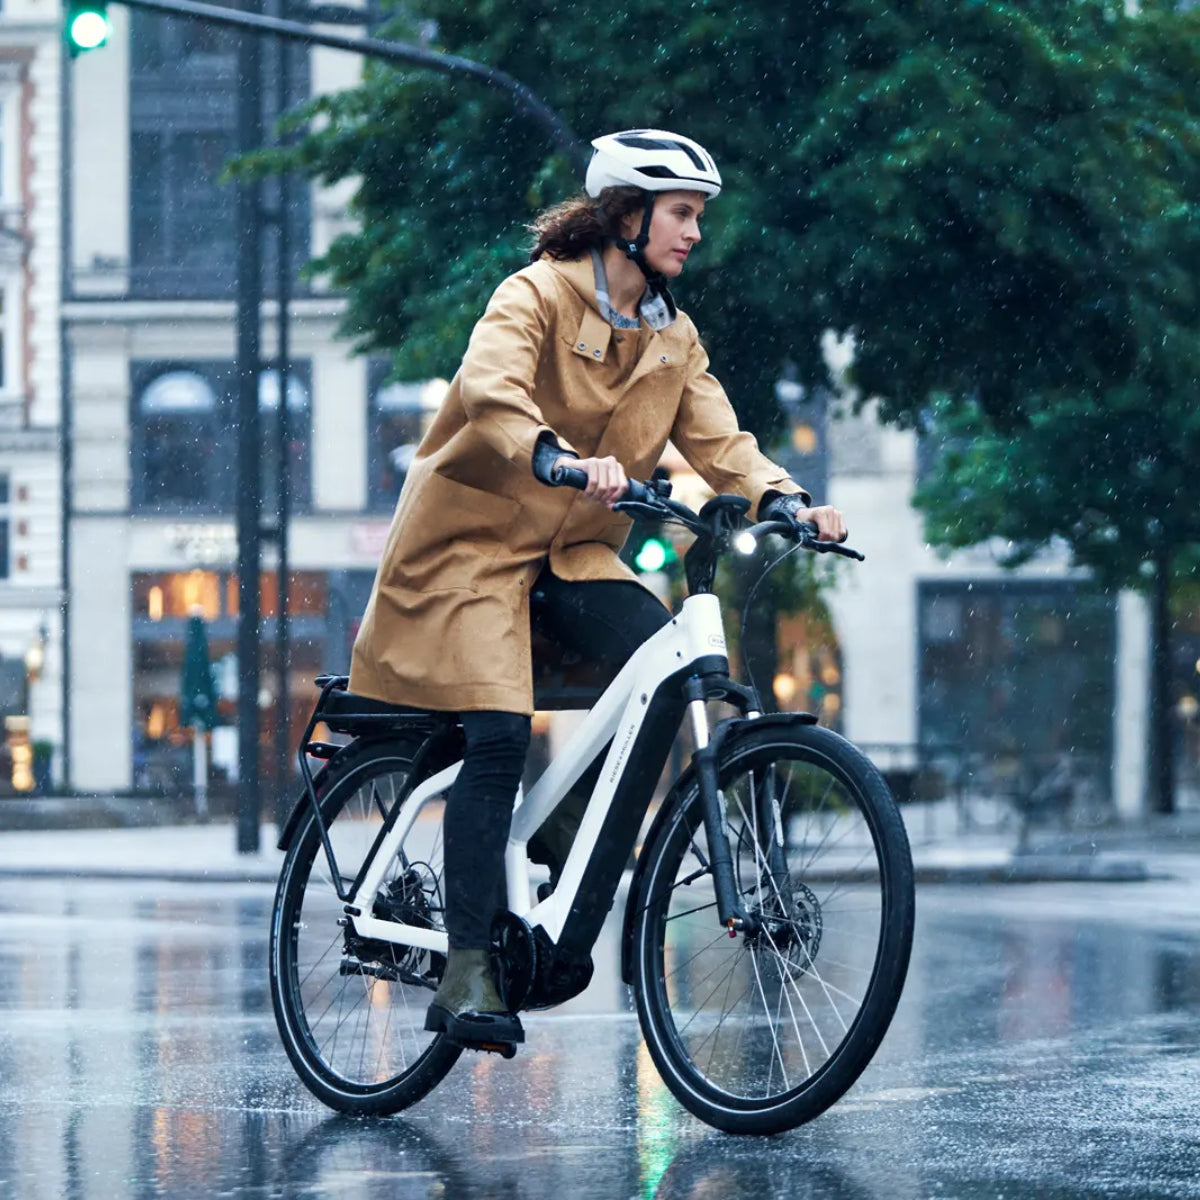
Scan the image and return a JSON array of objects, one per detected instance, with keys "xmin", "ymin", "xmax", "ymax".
[
  {"xmin": 270, "ymin": 738, "xmax": 462, "ymax": 1114},
  {"xmin": 630, "ymin": 719, "xmax": 914, "ymax": 1135}
]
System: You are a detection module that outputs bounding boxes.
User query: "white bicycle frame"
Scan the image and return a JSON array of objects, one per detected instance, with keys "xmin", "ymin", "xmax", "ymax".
[{"xmin": 344, "ymin": 591, "xmax": 732, "ymax": 956}]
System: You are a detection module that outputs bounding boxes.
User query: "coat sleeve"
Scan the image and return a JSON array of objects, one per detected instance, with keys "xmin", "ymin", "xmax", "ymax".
[
  {"xmin": 670, "ymin": 326, "xmax": 811, "ymax": 511},
  {"xmin": 458, "ymin": 271, "xmax": 577, "ymax": 470}
]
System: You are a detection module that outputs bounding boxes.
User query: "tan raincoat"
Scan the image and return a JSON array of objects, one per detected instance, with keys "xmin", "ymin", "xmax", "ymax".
[{"xmin": 348, "ymin": 254, "xmax": 807, "ymax": 714}]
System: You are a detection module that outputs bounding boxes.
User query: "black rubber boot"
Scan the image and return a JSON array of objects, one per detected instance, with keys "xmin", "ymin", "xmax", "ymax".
[{"xmin": 424, "ymin": 948, "xmax": 523, "ymax": 1054}]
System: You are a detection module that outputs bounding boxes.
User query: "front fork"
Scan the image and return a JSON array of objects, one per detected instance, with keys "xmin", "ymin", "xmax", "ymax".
[{"xmin": 687, "ymin": 687, "xmax": 762, "ymax": 938}]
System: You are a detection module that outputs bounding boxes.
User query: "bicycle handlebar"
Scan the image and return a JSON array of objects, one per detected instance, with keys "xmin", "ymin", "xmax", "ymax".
[
  {"xmin": 550, "ymin": 463, "xmax": 656, "ymax": 505},
  {"xmin": 547, "ymin": 464, "xmax": 865, "ymax": 561},
  {"xmin": 740, "ymin": 519, "xmax": 866, "ymax": 561}
]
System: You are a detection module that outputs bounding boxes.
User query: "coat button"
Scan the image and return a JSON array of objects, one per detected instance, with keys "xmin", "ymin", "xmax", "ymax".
[
  {"xmin": 578, "ymin": 342, "xmax": 586, "ymax": 350},
  {"xmin": 593, "ymin": 348, "xmax": 602, "ymax": 357},
  {"xmin": 660, "ymin": 355, "xmax": 669, "ymax": 363}
]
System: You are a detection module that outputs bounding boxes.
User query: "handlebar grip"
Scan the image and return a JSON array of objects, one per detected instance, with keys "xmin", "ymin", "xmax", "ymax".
[
  {"xmin": 550, "ymin": 463, "xmax": 589, "ymax": 489},
  {"xmin": 549, "ymin": 463, "xmax": 649, "ymax": 504}
]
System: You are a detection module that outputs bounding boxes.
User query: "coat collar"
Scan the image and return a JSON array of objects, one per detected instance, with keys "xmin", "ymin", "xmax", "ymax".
[
  {"xmin": 546, "ymin": 256, "xmax": 612, "ymax": 364},
  {"xmin": 544, "ymin": 254, "xmax": 681, "ymax": 370}
]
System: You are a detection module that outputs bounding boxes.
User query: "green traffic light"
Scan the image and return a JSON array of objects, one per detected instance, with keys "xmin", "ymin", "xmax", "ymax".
[
  {"xmin": 634, "ymin": 537, "xmax": 669, "ymax": 573},
  {"xmin": 67, "ymin": 5, "xmax": 109, "ymax": 51}
]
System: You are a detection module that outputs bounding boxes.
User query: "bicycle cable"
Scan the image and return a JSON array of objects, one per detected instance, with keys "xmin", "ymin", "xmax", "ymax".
[{"xmin": 737, "ymin": 537, "xmax": 806, "ymax": 708}]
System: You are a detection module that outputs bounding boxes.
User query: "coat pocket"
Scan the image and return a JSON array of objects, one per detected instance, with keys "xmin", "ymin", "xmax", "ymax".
[{"xmin": 386, "ymin": 470, "xmax": 522, "ymax": 594}]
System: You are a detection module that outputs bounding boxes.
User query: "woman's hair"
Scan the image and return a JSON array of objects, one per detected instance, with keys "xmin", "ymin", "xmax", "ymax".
[{"xmin": 527, "ymin": 186, "xmax": 645, "ymax": 263}]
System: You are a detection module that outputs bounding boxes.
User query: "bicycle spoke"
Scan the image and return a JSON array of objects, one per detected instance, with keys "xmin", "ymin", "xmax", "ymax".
[
  {"xmin": 643, "ymin": 730, "xmax": 909, "ymax": 1120},
  {"xmin": 278, "ymin": 757, "xmax": 456, "ymax": 1097}
]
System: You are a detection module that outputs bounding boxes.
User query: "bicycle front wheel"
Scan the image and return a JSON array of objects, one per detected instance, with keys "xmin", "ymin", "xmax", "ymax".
[
  {"xmin": 630, "ymin": 720, "xmax": 914, "ymax": 1135},
  {"xmin": 270, "ymin": 739, "xmax": 461, "ymax": 1115}
]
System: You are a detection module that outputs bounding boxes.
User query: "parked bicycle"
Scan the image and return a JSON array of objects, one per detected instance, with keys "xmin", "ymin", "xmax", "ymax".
[{"xmin": 269, "ymin": 471, "xmax": 915, "ymax": 1135}]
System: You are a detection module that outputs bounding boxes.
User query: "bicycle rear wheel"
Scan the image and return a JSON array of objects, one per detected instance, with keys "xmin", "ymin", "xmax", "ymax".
[
  {"xmin": 630, "ymin": 720, "xmax": 914, "ymax": 1135},
  {"xmin": 270, "ymin": 739, "xmax": 461, "ymax": 1114}
]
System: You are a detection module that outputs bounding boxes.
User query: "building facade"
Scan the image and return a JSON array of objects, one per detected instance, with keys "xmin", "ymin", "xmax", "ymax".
[
  {"xmin": 61, "ymin": 9, "xmax": 1170, "ymax": 818},
  {"xmin": 0, "ymin": 0, "xmax": 62, "ymax": 794},
  {"xmin": 64, "ymin": 6, "xmax": 424, "ymax": 795},
  {"xmin": 821, "ymin": 398, "xmax": 1153, "ymax": 820}
]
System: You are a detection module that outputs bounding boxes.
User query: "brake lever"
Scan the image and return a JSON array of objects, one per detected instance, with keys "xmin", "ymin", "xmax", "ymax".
[
  {"xmin": 797, "ymin": 525, "xmax": 866, "ymax": 561},
  {"xmin": 807, "ymin": 538, "xmax": 866, "ymax": 562},
  {"xmin": 741, "ymin": 519, "xmax": 866, "ymax": 561}
]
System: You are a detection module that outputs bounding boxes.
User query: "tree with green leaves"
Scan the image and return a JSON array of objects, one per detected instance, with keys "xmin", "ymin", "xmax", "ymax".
[{"xmin": 247, "ymin": 0, "xmax": 1200, "ymax": 808}]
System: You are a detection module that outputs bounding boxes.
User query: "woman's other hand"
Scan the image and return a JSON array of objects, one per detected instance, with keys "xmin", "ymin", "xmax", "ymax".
[
  {"xmin": 795, "ymin": 505, "xmax": 847, "ymax": 543},
  {"xmin": 555, "ymin": 455, "xmax": 628, "ymax": 508}
]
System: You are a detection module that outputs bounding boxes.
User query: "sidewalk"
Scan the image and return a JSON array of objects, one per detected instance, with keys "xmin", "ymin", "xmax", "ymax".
[
  {"xmin": 0, "ymin": 822, "xmax": 285, "ymax": 883},
  {"xmin": 0, "ymin": 809, "xmax": 1189, "ymax": 884}
]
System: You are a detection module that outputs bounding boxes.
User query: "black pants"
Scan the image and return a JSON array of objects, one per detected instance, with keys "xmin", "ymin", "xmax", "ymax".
[{"xmin": 442, "ymin": 569, "xmax": 671, "ymax": 949}]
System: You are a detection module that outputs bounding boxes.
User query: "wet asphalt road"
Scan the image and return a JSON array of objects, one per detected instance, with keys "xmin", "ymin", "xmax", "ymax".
[{"xmin": 1, "ymin": 872, "xmax": 1199, "ymax": 1199}]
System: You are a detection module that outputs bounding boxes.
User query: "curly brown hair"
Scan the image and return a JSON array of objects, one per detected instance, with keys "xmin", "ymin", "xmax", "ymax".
[{"xmin": 527, "ymin": 187, "xmax": 645, "ymax": 263}]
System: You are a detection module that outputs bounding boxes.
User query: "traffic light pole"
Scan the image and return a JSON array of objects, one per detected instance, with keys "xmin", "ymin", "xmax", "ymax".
[
  {"xmin": 234, "ymin": 1, "xmax": 264, "ymax": 854},
  {"xmin": 273, "ymin": 0, "xmax": 293, "ymax": 829},
  {"xmin": 94, "ymin": 0, "xmax": 585, "ymax": 169}
]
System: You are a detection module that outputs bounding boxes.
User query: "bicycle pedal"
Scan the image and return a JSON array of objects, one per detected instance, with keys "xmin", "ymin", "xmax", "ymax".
[{"xmin": 469, "ymin": 1041, "xmax": 518, "ymax": 1060}]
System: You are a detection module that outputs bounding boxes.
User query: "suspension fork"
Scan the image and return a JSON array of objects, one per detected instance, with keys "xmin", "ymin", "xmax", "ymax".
[
  {"xmin": 685, "ymin": 678, "xmax": 759, "ymax": 936},
  {"xmin": 754, "ymin": 762, "xmax": 791, "ymax": 897}
]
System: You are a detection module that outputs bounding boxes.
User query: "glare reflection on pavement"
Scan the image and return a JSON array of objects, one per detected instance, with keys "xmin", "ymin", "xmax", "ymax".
[{"xmin": 0, "ymin": 876, "xmax": 1198, "ymax": 1198}]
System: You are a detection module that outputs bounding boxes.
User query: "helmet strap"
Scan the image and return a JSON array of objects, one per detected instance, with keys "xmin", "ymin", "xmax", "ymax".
[
  {"xmin": 614, "ymin": 191, "xmax": 677, "ymax": 317},
  {"xmin": 618, "ymin": 191, "xmax": 658, "ymax": 280}
]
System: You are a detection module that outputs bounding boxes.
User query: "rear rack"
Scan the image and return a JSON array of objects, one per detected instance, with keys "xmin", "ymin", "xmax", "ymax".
[{"xmin": 297, "ymin": 674, "xmax": 444, "ymax": 904}]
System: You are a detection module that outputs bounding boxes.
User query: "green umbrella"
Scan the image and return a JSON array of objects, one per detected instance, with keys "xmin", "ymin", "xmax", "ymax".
[
  {"xmin": 180, "ymin": 612, "xmax": 217, "ymax": 817},
  {"xmin": 180, "ymin": 613, "xmax": 217, "ymax": 731}
]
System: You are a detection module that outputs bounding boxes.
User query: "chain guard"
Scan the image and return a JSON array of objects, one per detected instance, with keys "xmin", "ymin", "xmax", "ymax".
[
  {"xmin": 490, "ymin": 912, "xmax": 539, "ymax": 1012},
  {"xmin": 490, "ymin": 913, "xmax": 595, "ymax": 1012}
]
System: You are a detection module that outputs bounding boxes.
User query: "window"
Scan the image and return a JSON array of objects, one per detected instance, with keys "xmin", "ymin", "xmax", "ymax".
[
  {"xmin": 0, "ymin": 474, "xmax": 10, "ymax": 580},
  {"xmin": 131, "ymin": 361, "xmax": 312, "ymax": 515},
  {"xmin": 132, "ymin": 368, "xmax": 227, "ymax": 511},
  {"xmin": 367, "ymin": 361, "xmax": 444, "ymax": 511},
  {"xmin": 258, "ymin": 368, "xmax": 312, "ymax": 519},
  {"xmin": 129, "ymin": 11, "xmax": 309, "ymax": 299},
  {"xmin": 130, "ymin": 131, "xmax": 237, "ymax": 297},
  {"xmin": 918, "ymin": 581, "xmax": 1115, "ymax": 776}
]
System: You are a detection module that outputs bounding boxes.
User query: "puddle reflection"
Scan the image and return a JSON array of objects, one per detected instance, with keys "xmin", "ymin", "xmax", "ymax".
[{"xmin": 0, "ymin": 881, "xmax": 1194, "ymax": 1198}]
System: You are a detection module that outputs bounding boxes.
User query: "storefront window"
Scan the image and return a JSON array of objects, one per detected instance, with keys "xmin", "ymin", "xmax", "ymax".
[
  {"xmin": 132, "ymin": 569, "xmax": 332, "ymax": 795},
  {"xmin": 133, "ymin": 568, "xmax": 222, "ymax": 622},
  {"xmin": 918, "ymin": 581, "xmax": 1115, "ymax": 793},
  {"xmin": 367, "ymin": 361, "xmax": 445, "ymax": 511}
]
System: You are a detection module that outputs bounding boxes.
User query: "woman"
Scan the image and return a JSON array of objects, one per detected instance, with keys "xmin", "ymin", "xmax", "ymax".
[{"xmin": 349, "ymin": 129, "xmax": 847, "ymax": 1050}]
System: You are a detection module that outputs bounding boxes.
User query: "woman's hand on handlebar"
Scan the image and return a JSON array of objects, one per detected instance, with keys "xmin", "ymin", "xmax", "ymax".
[
  {"xmin": 554, "ymin": 455, "xmax": 628, "ymax": 508},
  {"xmin": 794, "ymin": 505, "xmax": 847, "ymax": 543}
]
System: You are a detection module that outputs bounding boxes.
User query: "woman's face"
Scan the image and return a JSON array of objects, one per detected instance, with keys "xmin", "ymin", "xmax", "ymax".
[{"xmin": 625, "ymin": 190, "xmax": 706, "ymax": 277}]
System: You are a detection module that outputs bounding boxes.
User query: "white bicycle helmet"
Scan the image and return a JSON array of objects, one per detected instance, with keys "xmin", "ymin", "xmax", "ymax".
[
  {"xmin": 585, "ymin": 129, "xmax": 721, "ymax": 289},
  {"xmin": 585, "ymin": 129, "xmax": 722, "ymax": 198}
]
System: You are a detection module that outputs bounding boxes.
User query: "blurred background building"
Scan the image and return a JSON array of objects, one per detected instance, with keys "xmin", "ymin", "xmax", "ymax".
[
  {"xmin": 0, "ymin": 0, "xmax": 63, "ymax": 796},
  {"xmin": 2, "ymin": 0, "xmax": 1189, "ymax": 822},
  {"xmin": 61, "ymin": 4, "xmax": 432, "ymax": 797}
]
